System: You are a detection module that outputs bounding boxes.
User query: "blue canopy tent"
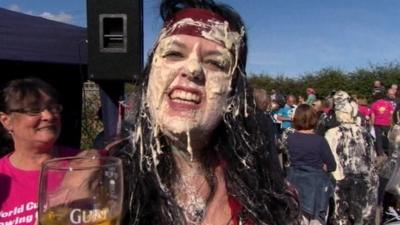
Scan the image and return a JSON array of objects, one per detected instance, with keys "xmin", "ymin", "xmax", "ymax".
[
  {"xmin": 0, "ymin": 7, "xmax": 88, "ymax": 149},
  {"xmin": 0, "ymin": 7, "xmax": 87, "ymax": 65}
]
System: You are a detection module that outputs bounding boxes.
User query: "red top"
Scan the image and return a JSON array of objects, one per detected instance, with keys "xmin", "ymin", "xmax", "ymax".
[
  {"xmin": 228, "ymin": 195, "xmax": 254, "ymax": 225},
  {"xmin": 371, "ymin": 99, "xmax": 394, "ymax": 126},
  {"xmin": 358, "ymin": 105, "xmax": 371, "ymax": 118}
]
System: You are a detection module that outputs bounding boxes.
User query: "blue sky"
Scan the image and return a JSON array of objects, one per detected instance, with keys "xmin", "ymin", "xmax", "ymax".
[{"xmin": 1, "ymin": 0, "xmax": 399, "ymax": 77}]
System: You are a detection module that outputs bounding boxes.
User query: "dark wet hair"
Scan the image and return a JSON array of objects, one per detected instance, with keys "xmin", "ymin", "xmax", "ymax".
[
  {"xmin": 293, "ymin": 104, "xmax": 318, "ymax": 130},
  {"xmin": 117, "ymin": 1, "xmax": 299, "ymax": 225},
  {"xmin": 0, "ymin": 78, "xmax": 59, "ymax": 114}
]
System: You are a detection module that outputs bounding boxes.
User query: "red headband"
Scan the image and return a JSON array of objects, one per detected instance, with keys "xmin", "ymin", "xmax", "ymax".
[{"xmin": 164, "ymin": 8, "xmax": 236, "ymax": 37}]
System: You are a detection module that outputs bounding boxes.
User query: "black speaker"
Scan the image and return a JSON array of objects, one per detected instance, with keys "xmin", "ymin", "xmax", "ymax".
[{"xmin": 87, "ymin": 0, "xmax": 143, "ymax": 81}]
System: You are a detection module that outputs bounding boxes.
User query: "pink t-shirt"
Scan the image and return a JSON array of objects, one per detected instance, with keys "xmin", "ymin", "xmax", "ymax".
[
  {"xmin": 371, "ymin": 99, "xmax": 394, "ymax": 126},
  {"xmin": 0, "ymin": 146, "xmax": 79, "ymax": 225},
  {"xmin": 358, "ymin": 105, "xmax": 371, "ymax": 119}
]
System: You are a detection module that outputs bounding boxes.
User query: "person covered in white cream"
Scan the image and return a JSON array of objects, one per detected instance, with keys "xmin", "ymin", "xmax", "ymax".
[
  {"xmin": 113, "ymin": 0, "xmax": 300, "ymax": 225},
  {"xmin": 325, "ymin": 90, "xmax": 378, "ymax": 225}
]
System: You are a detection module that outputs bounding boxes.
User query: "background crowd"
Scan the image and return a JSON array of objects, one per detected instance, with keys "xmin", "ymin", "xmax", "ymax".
[{"xmin": 254, "ymin": 80, "xmax": 400, "ymax": 225}]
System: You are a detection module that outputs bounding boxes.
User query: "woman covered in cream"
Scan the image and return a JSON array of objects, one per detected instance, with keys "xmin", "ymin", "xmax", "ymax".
[
  {"xmin": 325, "ymin": 91, "xmax": 378, "ymax": 225},
  {"xmin": 114, "ymin": 0, "xmax": 300, "ymax": 225}
]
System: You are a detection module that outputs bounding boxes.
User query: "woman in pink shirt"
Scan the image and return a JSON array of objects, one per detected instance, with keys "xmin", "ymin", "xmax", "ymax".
[
  {"xmin": 371, "ymin": 91, "xmax": 394, "ymax": 156},
  {"xmin": 370, "ymin": 88, "xmax": 395, "ymax": 220},
  {"xmin": 357, "ymin": 98, "xmax": 372, "ymax": 126},
  {"xmin": 0, "ymin": 78, "xmax": 79, "ymax": 225}
]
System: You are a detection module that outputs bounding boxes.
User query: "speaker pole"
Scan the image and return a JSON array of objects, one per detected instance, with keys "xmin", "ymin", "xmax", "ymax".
[
  {"xmin": 98, "ymin": 81, "xmax": 125, "ymax": 141},
  {"xmin": 86, "ymin": 0, "xmax": 143, "ymax": 146}
]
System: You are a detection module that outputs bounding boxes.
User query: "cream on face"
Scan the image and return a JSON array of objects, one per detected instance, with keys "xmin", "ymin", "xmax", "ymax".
[
  {"xmin": 146, "ymin": 34, "xmax": 235, "ymax": 143},
  {"xmin": 158, "ymin": 18, "xmax": 243, "ymax": 75}
]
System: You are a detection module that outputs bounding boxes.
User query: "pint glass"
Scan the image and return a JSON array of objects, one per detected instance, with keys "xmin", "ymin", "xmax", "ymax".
[{"xmin": 38, "ymin": 156, "xmax": 123, "ymax": 225}]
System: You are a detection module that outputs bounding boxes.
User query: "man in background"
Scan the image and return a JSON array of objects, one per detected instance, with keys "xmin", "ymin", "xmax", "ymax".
[{"xmin": 276, "ymin": 95, "xmax": 297, "ymax": 131}]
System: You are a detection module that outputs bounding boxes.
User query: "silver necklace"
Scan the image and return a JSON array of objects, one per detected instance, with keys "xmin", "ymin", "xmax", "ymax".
[{"xmin": 175, "ymin": 174, "xmax": 208, "ymax": 225}]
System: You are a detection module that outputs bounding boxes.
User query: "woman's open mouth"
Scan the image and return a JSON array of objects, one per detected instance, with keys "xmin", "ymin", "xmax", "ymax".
[{"xmin": 168, "ymin": 87, "xmax": 202, "ymax": 110}]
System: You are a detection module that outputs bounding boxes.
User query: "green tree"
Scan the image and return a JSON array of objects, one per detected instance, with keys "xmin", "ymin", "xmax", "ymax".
[{"xmin": 248, "ymin": 62, "xmax": 400, "ymax": 103}]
